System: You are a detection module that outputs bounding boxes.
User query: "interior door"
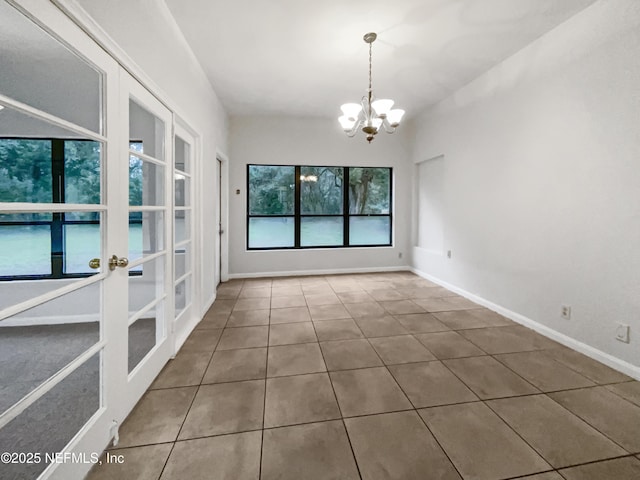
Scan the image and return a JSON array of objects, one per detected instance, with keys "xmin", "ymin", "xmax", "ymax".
[
  {"xmin": 0, "ymin": 1, "xmax": 122, "ymax": 479},
  {"xmin": 116, "ymin": 72, "xmax": 174, "ymax": 413}
]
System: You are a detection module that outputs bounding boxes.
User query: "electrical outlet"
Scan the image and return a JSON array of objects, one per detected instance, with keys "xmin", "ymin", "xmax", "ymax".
[
  {"xmin": 615, "ymin": 324, "xmax": 630, "ymax": 343},
  {"xmin": 561, "ymin": 305, "xmax": 571, "ymax": 320},
  {"xmin": 447, "ymin": 250, "xmax": 452, "ymax": 259},
  {"xmin": 398, "ymin": 252, "xmax": 403, "ymax": 259}
]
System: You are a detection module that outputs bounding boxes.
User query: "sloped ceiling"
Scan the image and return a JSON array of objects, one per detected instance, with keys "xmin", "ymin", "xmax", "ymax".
[{"xmin": 166, "ymin": 0, "xmax": 597, "ymax": 118}]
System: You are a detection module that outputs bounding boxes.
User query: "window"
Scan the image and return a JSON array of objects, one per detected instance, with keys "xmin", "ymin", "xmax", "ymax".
[
  {"xmin": 0, "ymin": 138, "xmax": 141, "ymax": 280},
  {"xmin": 247, "ymin": 165, "xmax": 391, "ymax": 249}
]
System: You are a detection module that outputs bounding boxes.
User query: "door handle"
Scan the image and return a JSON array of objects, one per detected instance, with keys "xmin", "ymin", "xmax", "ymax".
[{"xmin": 88, "ymin": 255, "xmax": 129, "ymax": 271}]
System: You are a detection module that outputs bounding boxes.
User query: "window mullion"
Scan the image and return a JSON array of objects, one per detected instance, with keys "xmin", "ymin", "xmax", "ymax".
[
  {"xmin": 51, "ymin": 139, "xmax": 65, "ymax": 278},
  {"xmin": 294, "ymin": 165, "xmax": 301, "ymax": 248},
  {"xmin": 343, "ymin": 167, "xmax": 350, "ymax": 247}
]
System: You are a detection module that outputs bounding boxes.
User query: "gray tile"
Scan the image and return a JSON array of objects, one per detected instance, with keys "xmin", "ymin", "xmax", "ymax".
[
  {"xmin": 397, "ymin": 286, "xmax": 450, "ymax": 299},
  {"xmin": 343, "ymin": 302, "xmax": 386, "ymax": 318},
  {"xmin": 369, "ymin": 335, "xmax": 436, "ymax": 365},
  {"xmin": 271, "ymin": 285, "xmax": 303, "ymax": 297},
  {"xmin": 546, "ymin": 347, "xmax": 632, "ymax": 384},
  {"xmin": 269, "ymin": 322, "xmax": 317, "ymax": 346},
  {"xmin": 197, "ymin": 310, "xmax": 229, "ymax": 329},
  {"xmin": 607, "ymin": 381, "xmax": 640, "ymax": 407},
  {"xmin": 389, "ymin": 361, "xmax": 478, "ymax": 408},
  {"xmin": 559, "ymin": 457, "xmax": 640, "ymax": 480},
  {"xmin": 550, "ymin": 386, "xmax": 640, "ymax": 452},
  {"xmin": 368, "ymin": 289, "xmax": 407, "ymax": 301},
  {"xmin": 243, "ymin": 278, "xmax": 272, "ymax": 288},
  {"xmin": 345, "ymin": 411, "xmax": 461, "ymax": 480},
  {"xmin": 433, "ymin": 310, "xmax": 501, "ymax": 329},
  {"xmin": 394, "ymin": 313, "xmax": 450, "ymax": 333},
  {"xmin": 337, "ymin": 291, "xmax": 375, "ymax": 303},
  {"xmin": 495, "ymin": 351, "xmax": 595, "ymax": 392},
  {"xmin": 443, "ymin": 356, "xmax": 539, "ymax": 399},
  {"xmin": 488, "ymin": 395, "xmax": 625, "ymax": 468},
  {"xmin": 117, "ymin": 387, "xmax": 197, "ymax": 447},
  {"xmin": 226, "ymin": 309, "xmax": 270, "ymax": 327},
  {"xmin": 414, "ymin": 297, "xmax": 475, "ymax": 313},
  {"xmin": 467, "ymin": 308, "xmax": 514, "ymax": 326},
  {"xmin": 216, "ymin": 284, "xmax": 242, "ymax": 299},
  {"xmin": 217, "ymin": 326, "xmax": 269, "ymax": 350},
  {"xmin": 87, "ymin": 444, "xmax": 173, "ymax": 480},
  {"xmin": 518, "ymin": 474, "xmax": 564, "ymax": 480},
  {"xmin": 261, "ymin": 421, "xmax": 360, "ymax": 480},
  {"xmin": 301, "ymin": 283, "xmax": 334, "ymax": 295},
  {"xmin": 180, "ymin": 328, "xmax": 222, "ymax": 353},
  {"xmin": 379, "ymin": 300, "xmax": 425, "ymax": 315},
  {"xmin": 239, "ymin": 286, "xmax": 271, "ymax": 298},
  {"xmin": 460, "ymin": 325, "xmax": 560, "ymax": 353},
  {"xmin": 209, "ymin": 299, "xmax": 236, "ymax": 314},
  {"xmin": 203, "ymin": 347, "xmax": 267, "ymax": 384},
  {"xmin": 233, "ymin": 297, "xmax": 270, "ymax": 311},
  {"xmin": 264, "ymin": 373, "xmax": 340, "ymax": 428},
  {"xmin": 354, "ymin": 316, "xmax": 408, "ymax": 337},
  {"xmin": 330, "ymin": 367, "xmax": 412, "ymax": 417},
  {"xmin": 161, "ymin": 431, "xmax": 261, "ymax": 480},
  {"xmin": 308, "ymin": 304, "xmax": 351, "ymax": 321},
  {"xmin": 313, "ymin": 319, "xmax": 364, "ymax": 341},
  {"xmin": 179, "ymin": 380, "xmax": 264, "ymax": 438},
  {"xmin": 419, "ymin": 402, "xmax": 550, "ymax": 480},
  {"xmin": 320, "ymin": 339, "xmax": 383, "ymax": 371},
  {"xmin": 305, "ymin": 293, "xmax": 341, "ymax": 306},
  {"xmin": 267, "ymin": 343, "xmax": 326, "ymax": 377},
  {"xmin": 270, "ymin": 295, "xmax": 307, "ymax": 309},
  {"xmin": 414, "ymin": 331, "xmax": 485, "ymax": 359},
  {"xmin": 269, "ymin": 306, "xmax": 310, "ymax": 324},
  {"xmin": 150, "ymin": 352, "xmax": 210, "ymax": 389}
]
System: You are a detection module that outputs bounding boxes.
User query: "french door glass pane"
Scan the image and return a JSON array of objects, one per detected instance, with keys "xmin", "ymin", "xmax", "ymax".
[
  {"xmin": 0, "ymin": 353, "xmax": 100, "ymax": 480},
  {"xmin": 129, "ymin": 100, "xmax": 165, "ymax": 161},
  {"xmin": 0, "ymin": 281, "xmax": 101, "ymax": 412},
  {"xmin": 174, "ymin": 135, "xmax": 190, "ymax": 173},
  {"xmin": 174, "ymin": 175, "xmax": 190, "ymax": 207},
  {"xmin": 128, "ymin": 255, "xmax": 165, "ymax": 314},
  {"xmin": 128, "ymin": 315, "xmax": 158, "ymax": 373},
  {"xmin": 0, "ymin": 224, "xmax": 51, "ymax": 276},
  {"xmin": 175, "ymin": 209, "xmax": 190, "ymax": 244},
  {"xmin": 349, "ymin": 216, "xmax": 391, "ymax": 245},
  {"xmin": 128, "ymin": 211, "xmax": 165, "ymax": 265},
  {"xmin": 301, "ymin": 217, "xmax": 343, "ymax": 247},
  {"xmin": 175, "ymin": 277, "xmax": 189, "ymax": 316},
  {"xmin": 64, "ymin": 141, "xmax": 102, "ymax": 204},
  {"xmin": 175, "ymin": 242, "xmax": 190, "ymax": 281},
  {"xmin": 0, "ymin": 139, "xmax": 52, "ymax": 203},
  {"xmin": 64, "ymin": 216, "xmax": 101, "ymax": 275},
  {"xmin": 300, "ymin": 167, "xmax": 343, "ymax": 214},
  {"xmin": 0, "ymin": 1, "xmax": 102, "ymax": 133},
  {"xmin": 248, "ymin": 217, "xmax": 294, "ymax": 248},
  {"xmin": 129, "ymin": 156, "xmax": 165, "ymax": 206}
]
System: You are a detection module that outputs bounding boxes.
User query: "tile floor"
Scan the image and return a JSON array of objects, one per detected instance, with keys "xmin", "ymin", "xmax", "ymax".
[{"xmin": 87, "ymin": 272, "xmax": 640, "ymax": 480}]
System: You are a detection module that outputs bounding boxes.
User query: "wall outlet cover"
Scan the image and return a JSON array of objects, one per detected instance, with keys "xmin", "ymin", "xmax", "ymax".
[
  {"xmin": 615, "ymin": 324, "xmax": 630, "ymax": 343},
  {"xmin": 561, "ymin": 305, "xmax": 571, "ymax": 320}
]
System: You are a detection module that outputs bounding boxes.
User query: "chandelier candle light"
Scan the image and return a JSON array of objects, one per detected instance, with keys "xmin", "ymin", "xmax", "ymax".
[{"xmin": 338, "ymin": 32, "xmax": 405, "ymax": 143}]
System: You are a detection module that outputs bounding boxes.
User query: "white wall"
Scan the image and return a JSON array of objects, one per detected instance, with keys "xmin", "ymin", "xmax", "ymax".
[
  {"xmin": 74, "ymin": 0, "xmax": 229, "ymax": 313},
  {"xmin": 410, "ymin": 0, "xmax": 640, "ymax": 370},
  {"xmin": 229, "ymin": 116, "xmax": 412, "ymax": 277}
]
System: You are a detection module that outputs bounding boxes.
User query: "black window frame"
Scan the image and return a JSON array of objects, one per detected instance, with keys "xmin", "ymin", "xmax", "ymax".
[
  {"xmin": 0, "ymin": 137, "xmax": 142, "ymax": 281},
  {"xmin": 246, "ymin": 164, "xmax": 392, "ymax": 250}
]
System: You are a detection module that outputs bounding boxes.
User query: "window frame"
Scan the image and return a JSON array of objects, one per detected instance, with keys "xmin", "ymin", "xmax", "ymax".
[{"xmin": 246, "ymin": 164, "xmax": 392, "ymax": 250}]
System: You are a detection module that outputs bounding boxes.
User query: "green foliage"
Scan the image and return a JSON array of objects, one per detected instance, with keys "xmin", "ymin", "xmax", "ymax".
[
  {"xmin": 301, "ymin": 167, "xmax": 343, "ymax": 214},
  {"xmin": 248, "ymin": 165, "xmax": 295, "ymax": 215},
  {"xmin": 349, "ymin": 167, "xmax": 390, "ymax": 214},
  {"xmin": 0, "ymin": 139, "xmax": 52, "ymax": 204}
]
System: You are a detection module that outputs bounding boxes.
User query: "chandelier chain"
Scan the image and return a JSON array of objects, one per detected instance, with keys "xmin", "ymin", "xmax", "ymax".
[{"xmin": 368, "ymin": 41, "xmax": 373, "ymax": 94}]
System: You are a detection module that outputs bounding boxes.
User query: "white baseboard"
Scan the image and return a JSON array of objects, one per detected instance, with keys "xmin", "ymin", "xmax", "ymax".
[
  {"xmin": 411, "ymin": 267, "xmax": 640, "ymax": 381},
  {"xmin": 227, "ymin": 265, "xmax": 411, "ymax": 280}
]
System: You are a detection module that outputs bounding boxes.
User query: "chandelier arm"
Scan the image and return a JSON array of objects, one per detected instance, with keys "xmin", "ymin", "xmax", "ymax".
[{"xmin": 381, "ymin": 118, "xmax": 396, "ymax": 134}]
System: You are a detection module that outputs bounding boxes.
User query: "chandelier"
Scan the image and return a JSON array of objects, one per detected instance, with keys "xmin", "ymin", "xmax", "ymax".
[{"xmin": 338, "ymin": 32, "xmax": 405, "ymax": 143}]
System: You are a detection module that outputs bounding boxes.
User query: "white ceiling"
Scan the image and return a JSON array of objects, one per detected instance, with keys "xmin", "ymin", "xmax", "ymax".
[{"xmin": 164, "ymin": 0, "xmax": 598, "ymax": 119}]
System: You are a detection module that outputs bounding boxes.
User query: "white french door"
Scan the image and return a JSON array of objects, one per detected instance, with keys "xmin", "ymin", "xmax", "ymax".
[{"xmin": 0, "ymin": 2, "xmax": 175, "ymax": 479}]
